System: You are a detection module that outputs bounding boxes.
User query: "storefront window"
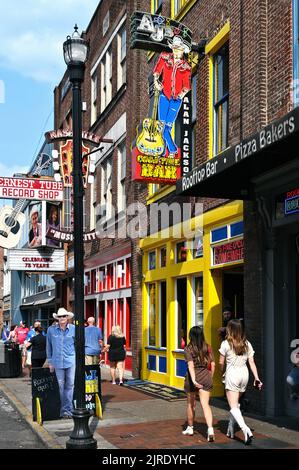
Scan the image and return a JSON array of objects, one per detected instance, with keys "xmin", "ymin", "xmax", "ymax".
[
  {"xmin": 193, "ymin": 230, "xmax": 203, "ymax": 258},
  {"xmin": 176, "ymin": 241, "xmax": 187, "ymax": 263},
  {"xmin": 213, "ymin": 41, "xmax": 229, "ymax": 155},
  {"xmin": 194, "ymin": 276, "xmax": 204, "ymax": 327},
  {"xmin": 149, "ymin": 251, "xmax": 156, "ymax": 270},
  {"xmin": 149, "ymin": 284, "xmax": 156, "ymax": 346},
  {"xmin": 160, "ymin": 281, "xmax": 167, "ymax": 347},
  {"xmin": 160, "ymin": 247, "xmax": 167, "ymax": 268},
  {"xmin": 177, "ymin": 278, "xmax": 187, "ymax": 349}
]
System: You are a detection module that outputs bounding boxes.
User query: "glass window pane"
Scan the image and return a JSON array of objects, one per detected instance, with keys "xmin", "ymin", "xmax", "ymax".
[
  {"xmin": 160, "ymin": 281, "xmax": 167, "ymax": 347},
  {"xmin": 194, "ymin": 277, "xmax": 203, "ymax": 327},
  {"xmin": 177, "ymin": 278, "xmax": 187, "ymax": 349},
  {"xmin": 149, "ymin": 284, "xmax": 156, "ymax": 346},
  {"xmin": 149, "ymin": 251, "xmax": 156, "ymax": 270}
]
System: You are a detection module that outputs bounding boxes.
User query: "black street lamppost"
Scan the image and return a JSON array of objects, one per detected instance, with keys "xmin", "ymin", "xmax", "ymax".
[{"xmin": 63, "ymin": 25, "xmax": 97, "ymax": 450}]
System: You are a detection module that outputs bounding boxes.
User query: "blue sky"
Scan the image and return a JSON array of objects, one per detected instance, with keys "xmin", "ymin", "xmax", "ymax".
[{"xmin": 0, "ymin": 0, "xmax": 100, "ymax": 178}]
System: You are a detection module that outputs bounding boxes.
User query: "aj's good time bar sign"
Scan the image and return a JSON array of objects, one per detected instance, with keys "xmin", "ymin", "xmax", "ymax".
[
  {"xmin": 7, "ymin": 248, "xmax": 65, "ymax": 272},
  {"xmin": 131, "ymin": 11, "xmax": 193, "ymax": 184},
  {"xmin": 0, "ymin": 177, "xmax": 63, "ymax": 202}
]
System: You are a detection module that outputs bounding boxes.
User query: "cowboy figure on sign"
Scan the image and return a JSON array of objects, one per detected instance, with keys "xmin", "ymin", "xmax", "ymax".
[{"xmin": 153, "ymin": 35, "xmax": 192, "ymax": 157}]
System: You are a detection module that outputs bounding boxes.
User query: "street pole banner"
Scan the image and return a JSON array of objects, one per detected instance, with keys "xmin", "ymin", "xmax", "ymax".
[
  {"xmin": 7, "ymin": 248, "xmax": 65, "ymax": 272},
  {"xmin": 0, "ymin": 177, "xmax": 63, "ymax": 201}
]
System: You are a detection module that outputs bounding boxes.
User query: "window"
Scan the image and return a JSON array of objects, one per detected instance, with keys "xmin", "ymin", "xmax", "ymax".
[
  {"xmin": 177, "ymin": 278, "xmax": 187, "ymax": 349},
  {"xmin": 293, "ymin": 0, "xmax": 299, "ymax": 106},
  {"xmin": 194, "ymin": 276, "xmax": 203, "ymax": 327},
  {"xmin": 193, "ymin": 229, "xmax": 203, "ymax": 258},
  {"xmin": 211, "ymin": 226, "xmax": 228, "ymax": 243},
  {"xmin": 118, "ymin": 142, "xmax": 126, "ymax": 212},
  {"xmin": 149, "ymin": 251, "xmax": 156, "ymax": 270},
  {"xmin": 213, "ymin": 41, "xmax": 229, "ymax": 155},
  {"xmin": 173, "ymin": 0, "xmax": 190, "ymax": 16},
  {"xmin": 191, "ymin": 75, "xmax": 197, "ymax": 167},
  {"xmin": 152, "ymin": 0, "xmax": 162, "ymax": 13},
  {"xmin": 101, "ymin": 48, "xmax": 112, "ymax": 112},
  {"xmin": 91, "ymin": 73, "xmax": 98, "ymax": 125},
  {"xmin": 101, "ymin": 156, "xmax": 112, "ymax": 221},
  {"xmin": 160, "ymin": 281, "xmax": 167, "ymax": 347},
  {"xmin": 160, "ymin": 246, "xmax": 167, "ymax": 267},
  {"xmin": 176, "ymin": 241, "xmax": 187, "ymax": 263},
  {"xmin": 117, "ymin": 27, "xmax": 127, "ymax": 90},
  {"xmin": 63, "ymin": 186, "xmax": 72, "ymax": 230},
  {"xmin": 149, "ymin": 284, "xmax": 156, "ymax": 346}
]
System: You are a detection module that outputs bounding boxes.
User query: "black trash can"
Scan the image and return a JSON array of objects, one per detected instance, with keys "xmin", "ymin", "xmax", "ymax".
[{"xmin": 0, "ymin": 342, "xmax": 22, "ymax": 378}]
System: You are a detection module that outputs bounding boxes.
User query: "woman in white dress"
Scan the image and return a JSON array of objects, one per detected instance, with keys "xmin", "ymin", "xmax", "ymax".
[{"xmin": 219, "ymin": 319, "xmax": 263, "ymax": 445}]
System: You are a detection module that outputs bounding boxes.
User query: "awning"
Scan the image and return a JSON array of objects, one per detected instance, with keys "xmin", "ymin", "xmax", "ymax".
[
  {"xmin": 176, "ymin": 107, "xmax": 299, "ymax": 200},
  {"xmin": 34, "ymin": 296, "xmax": 55, "ymax": 306}
]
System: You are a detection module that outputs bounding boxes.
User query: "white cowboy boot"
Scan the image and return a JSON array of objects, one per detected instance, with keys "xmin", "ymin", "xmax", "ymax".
[{"xmin": 230, "ymin": 407, "xmax": 253, "ymax": 445}]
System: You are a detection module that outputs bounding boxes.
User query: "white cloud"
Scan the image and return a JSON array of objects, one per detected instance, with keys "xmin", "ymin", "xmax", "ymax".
[
  {"xmin": 0, "ymin": 0, "xmax": 100, "ymax": 84},
  {"xmin": 0, "ymin": 162, "xmax": 29, "ymax": 177}
]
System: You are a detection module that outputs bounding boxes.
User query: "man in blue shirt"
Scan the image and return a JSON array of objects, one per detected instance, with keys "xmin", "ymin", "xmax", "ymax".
[
  {"xmin": 85, "ymin": 317, "xmax": 103, "ymax": 365},
  {"xmin": 46, "ymin": 307, "xmax": 75, "ymax": 419}
]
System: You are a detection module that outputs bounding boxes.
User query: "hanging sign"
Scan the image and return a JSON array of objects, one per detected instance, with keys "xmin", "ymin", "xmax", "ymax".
[
  {"xmin": 45, "ymin": 129, "xmax": 113, "ymax": 146},
  {"xmin": 46, "ymin": 227, "xmax": 100, "ymax": 243},
  {"xmin": 59, "ymin": 140, "xmax": 90, "ymax": 188},
  {"xmin": 131, "ymin": 12, "xmax": 193, "ymax": 184},
  {"xmin": 7, "ymin": 248, "xmax": 65, "ymax": 272},
  {"xmin": 0, "ymin": 177, "xmax": 63, "ymax": 201},
  {"xmin": 130, "ymin": 11, "xmax": 192, "ymax": 52}
]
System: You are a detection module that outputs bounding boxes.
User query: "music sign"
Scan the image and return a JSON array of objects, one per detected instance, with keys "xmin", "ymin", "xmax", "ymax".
[
  {"xmin": 0, "ymin": 177, "xmax": 63, "ymax": 202},
  {"xmin": 212, "ymin": 239, "xmax": 244, "ymax": 267},
  {"xmin": 131, "ymin": 11, "xmax": 193, "ymax": 184}
]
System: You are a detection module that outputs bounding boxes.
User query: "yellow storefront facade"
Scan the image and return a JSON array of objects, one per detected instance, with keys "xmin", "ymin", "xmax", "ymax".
[{"xmin": 140, "ymin": 200, "xmax": 244, "ymax": 396}]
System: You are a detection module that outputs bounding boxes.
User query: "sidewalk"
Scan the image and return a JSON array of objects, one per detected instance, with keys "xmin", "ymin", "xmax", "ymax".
[{"xmin": 0, "ymin": 367, "xmax": 299, "ymax": 449}]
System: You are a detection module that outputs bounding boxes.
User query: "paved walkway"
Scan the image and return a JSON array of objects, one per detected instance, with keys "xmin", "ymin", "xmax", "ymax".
[{"xmin": 0, "ymin": 367, "xmax": 299, "ymax": 449}]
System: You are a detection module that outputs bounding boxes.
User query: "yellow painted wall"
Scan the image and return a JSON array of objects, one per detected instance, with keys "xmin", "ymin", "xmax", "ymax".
[{"xmin": 140, "ymin": 201, "xmax": 243, "ymax": 394}]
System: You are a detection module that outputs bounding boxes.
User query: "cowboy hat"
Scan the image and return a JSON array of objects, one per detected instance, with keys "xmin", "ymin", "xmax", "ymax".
[
  {"xmin": 29, "ymin": 205, "xmax": 39, "ymax": 219},
  {"xmin": 167, "ymin": 35, "xmax": 190, "ymax": 54},
  {"xmin": 53, "ymin": 307, "xmax": 74, "ymax": 319}
]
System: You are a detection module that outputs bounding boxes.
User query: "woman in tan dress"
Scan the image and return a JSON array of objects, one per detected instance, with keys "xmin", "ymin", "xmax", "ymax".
[{"xmin": 182, "ymin": 326, "xmax": 216, "ymax": 441}]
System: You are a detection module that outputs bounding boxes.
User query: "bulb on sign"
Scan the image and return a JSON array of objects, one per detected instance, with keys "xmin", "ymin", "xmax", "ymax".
[
  {"xmin": 54, "ymin": 173, "xmax": 62, "ymax": 182},
  {"xmin": 53, "ymin": 161, "xmax": 60, "ymax": 171},
  {"xmin": 89, "ymin": 163, "xmax": 95, "ymax": 173},
  {"xmin": 52, "ymin": 150, "xmax": 59, "ymax": 160},
  {"xmin": 88, "ymin": 175, "xmax": 94, "ymax": 184}
]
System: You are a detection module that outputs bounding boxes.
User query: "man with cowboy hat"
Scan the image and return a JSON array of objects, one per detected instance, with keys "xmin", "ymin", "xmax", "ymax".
[
  {"xmin": 28, "ymin": 205, "xmax": 42, "ymax": 247},
  {"xmin": 46, "ymin": 307, "xmax": 75, "ymax": 419},
  {"xmin": 153, "ymin": 35, "xmax": 192, "ymax": 156}
]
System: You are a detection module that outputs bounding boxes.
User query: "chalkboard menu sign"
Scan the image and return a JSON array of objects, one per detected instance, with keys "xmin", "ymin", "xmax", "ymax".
[{"xmin": 32, "ymin": 368, "xmax": 60, "ymax": 422}]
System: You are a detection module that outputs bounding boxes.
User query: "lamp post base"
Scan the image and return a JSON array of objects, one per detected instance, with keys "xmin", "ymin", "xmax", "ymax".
[{"xmin": 66, "ymin": 408, "xmax": 97, "ymax": 449}]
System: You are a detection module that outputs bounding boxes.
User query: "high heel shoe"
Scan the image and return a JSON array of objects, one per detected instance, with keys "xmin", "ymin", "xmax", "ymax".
[
  {"xmin": 207, "ymin": 427, "xmax": 215, "ymax": 442},
  {"xmin": 242, "ymin": 426, "xmax": 253, "ymax": 445},
  {"xmin": 226, "ymin": 419, "xmax": 235, "ymax": 439}
]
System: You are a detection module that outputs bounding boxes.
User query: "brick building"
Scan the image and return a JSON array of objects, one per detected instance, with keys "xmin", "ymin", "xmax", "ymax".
[{"xmin": 52, "ymin": 0, "xmax": 299, "ymax": 419}]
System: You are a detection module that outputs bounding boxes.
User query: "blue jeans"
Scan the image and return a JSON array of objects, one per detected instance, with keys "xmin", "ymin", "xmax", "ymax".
[
  {"xmin": 158, "ymin": 93, "xmax": 182, "ymax": 154},
  {"xmin": 55, "ymin": 365, "xmax": 75, "ymax": 416}
]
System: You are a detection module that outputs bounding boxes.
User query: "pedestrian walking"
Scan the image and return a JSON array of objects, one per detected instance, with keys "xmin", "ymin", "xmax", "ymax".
[
  {"xmin": 182, "ymin": 326, "xmax": 216, "ymax": 442},
  {"xmin": 46, "ymin": 307, "xmax": 75, "ymax": 419},
  {"xmin": 25, "ymin": 326, "xmax": 47, "ymax": 368},
  {"xmin": 84, "ymin": 316, "xmax": 103, "ymax": 365},
  {"xmin": 103, "ymin": 325, "xmax": 126, "ymax": 385},
  {"xmin": 219, "ymin": 319, "xmax": 263, "ymax": 445},
  {"xmin": 16, "ymin": 321, "xmax": 29, "ymax": 370},
  {"xmin": 24, "ymin": 320, "xmax": 45, "ymax": 370}
]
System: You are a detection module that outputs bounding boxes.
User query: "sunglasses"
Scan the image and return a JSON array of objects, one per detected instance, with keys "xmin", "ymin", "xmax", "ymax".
[{"xmin": 58, "ymin": 315, "xmax": 68, "ymax": 318}]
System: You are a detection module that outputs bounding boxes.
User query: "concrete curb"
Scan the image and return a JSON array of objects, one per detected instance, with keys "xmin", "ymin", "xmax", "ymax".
[{"xmin": 0, "ymin": 381, "xmax": 62, "ymax": 449}]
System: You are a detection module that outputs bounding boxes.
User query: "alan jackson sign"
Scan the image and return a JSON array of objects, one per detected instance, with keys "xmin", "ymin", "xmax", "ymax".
[{"xmin": 131, "ymin": 12, "xmax": 193, "ymax": 184}]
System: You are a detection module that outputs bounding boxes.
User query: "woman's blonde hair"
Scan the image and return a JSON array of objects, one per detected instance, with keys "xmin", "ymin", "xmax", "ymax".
[
  {"xmin": 111, "ymin": 325, "xmax": 125, "ymax": 338},
  {"xmin": 226, "ymin": 319, "xmax": 248, "ymax": 356}
]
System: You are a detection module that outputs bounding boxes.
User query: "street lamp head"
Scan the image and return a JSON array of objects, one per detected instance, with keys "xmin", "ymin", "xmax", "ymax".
[{"xmin": 63, "ymin": 24, "xmax": 89, "ymax": 66}]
